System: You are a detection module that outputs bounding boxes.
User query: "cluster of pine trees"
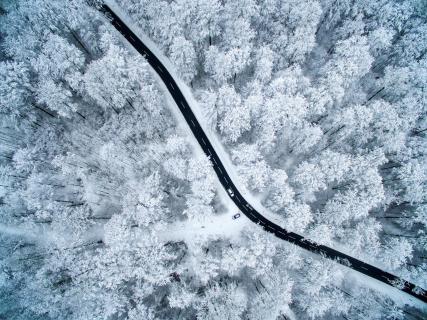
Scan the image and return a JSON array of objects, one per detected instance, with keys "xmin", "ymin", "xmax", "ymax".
[
  {"xmin": 0, "ymin": 0, "xmax": 425, "ymax": 319},
  {"xmin": 117, "ymin": 0, "xmax": 426, "ymax": 290}
]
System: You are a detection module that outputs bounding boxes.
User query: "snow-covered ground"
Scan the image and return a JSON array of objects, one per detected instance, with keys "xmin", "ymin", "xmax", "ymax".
[{"xmin": 159, "ymin": 212, "xmax": 251, "ymax": 244}]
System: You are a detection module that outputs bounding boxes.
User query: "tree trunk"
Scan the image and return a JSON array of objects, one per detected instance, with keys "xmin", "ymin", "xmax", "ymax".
[
  {"xmin": 31, "ymin": 103, "xmax": 55, "ymax": 118},
  {"xmin": 70, "ymin": 29, "xmax": 91, "ymax": 58},
  {"xmin": 367, "ymin": 87, "xmax": 385, "ymax": 102}
]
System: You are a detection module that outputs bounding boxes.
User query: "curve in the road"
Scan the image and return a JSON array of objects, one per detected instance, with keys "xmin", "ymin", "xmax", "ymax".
[{"xmin": 100, "ymin": 4, "xmax": 427, "ymax": 304}]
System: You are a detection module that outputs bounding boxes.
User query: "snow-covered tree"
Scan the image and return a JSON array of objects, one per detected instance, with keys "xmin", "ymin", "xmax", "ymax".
[
  {"xmin": 195, "ymin": 283, "xmax": 247, "ymax": 320},
  {"xmin": 0, "ymin": 61, "xmax": 31, "ymax": 123},
  {"xmin": 1, "ymin": 0, "xmax": 425, "ymax": 318},
  {"xmin": 170, "ymin": 36, "xmax": 197, "ymax": 83},
  {"xmin": 231, "ymin": 143, "xmax": 271, "ymax": 191},
  {"xmin": 215, "ymin": 85, "xmax": 251, "ymax": 142},
  {"xmin": 36, "ymin": 79, "xmax": 77, "ymax": 118}
]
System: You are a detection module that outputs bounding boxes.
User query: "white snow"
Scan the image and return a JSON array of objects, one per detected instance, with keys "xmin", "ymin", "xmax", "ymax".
[{"xmin": 159, "ymin": 211, "xmax": 251, "ymax": 244}]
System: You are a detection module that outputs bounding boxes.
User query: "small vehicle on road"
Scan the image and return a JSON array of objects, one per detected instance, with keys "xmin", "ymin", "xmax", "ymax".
[
  {"xmin": 227, "ymin": 188, "xmax": 234, "ymax": 197},
  {"xmin": 232, "ymin": 213, "xmax": 241, "ymax": 220}
]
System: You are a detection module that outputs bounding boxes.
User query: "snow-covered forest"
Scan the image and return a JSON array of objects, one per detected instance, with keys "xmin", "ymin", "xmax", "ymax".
[{"xmin": 0, "ymin": 0, "xmax": 426, "ymax": 319}]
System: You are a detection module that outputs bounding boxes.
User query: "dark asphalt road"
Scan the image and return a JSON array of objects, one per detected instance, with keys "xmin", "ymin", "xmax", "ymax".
[{"xmin": 101, "ymin": 4, "xmax": 427, "ymax": 303}]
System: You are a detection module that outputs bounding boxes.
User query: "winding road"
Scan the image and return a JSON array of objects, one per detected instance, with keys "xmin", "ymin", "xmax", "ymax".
[{"xmin": 100, "ymin": 4, "xmax": 427, "ymax": 303}]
